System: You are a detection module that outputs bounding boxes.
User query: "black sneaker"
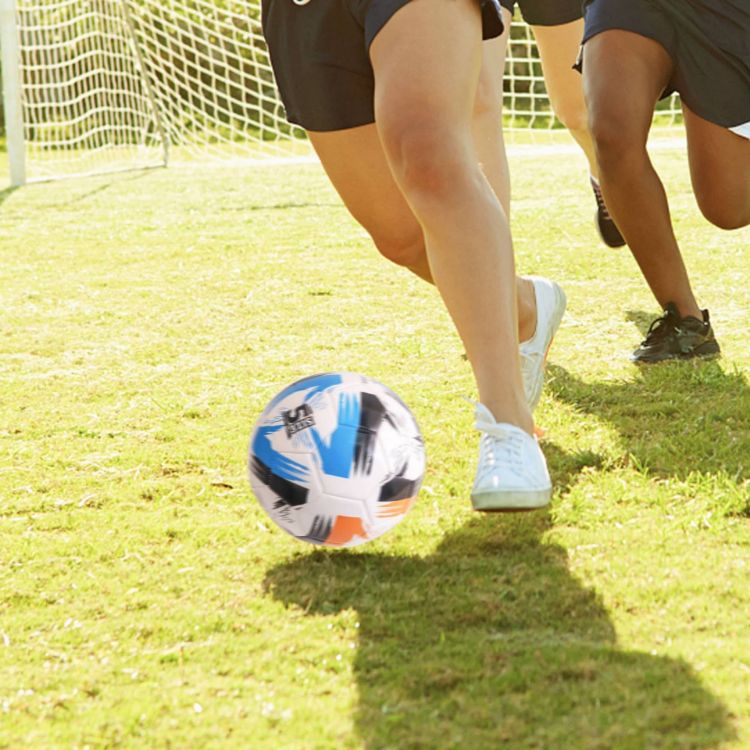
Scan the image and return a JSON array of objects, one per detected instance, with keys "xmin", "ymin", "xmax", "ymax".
[
  {"xmin": 590, "ymin": 177, "xmax": 626, "ymax": 248},
  {"xmin": 631, "ymin": 303, "xmax": 721, "ymax": 363}
]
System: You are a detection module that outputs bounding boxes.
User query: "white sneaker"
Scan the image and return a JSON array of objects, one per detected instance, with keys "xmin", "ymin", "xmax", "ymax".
[
  {"xmin": 470, "ymin": 403, "xmax": 552, "ymax": 511},
  {"xmin": 520, "ymin": 277, "xmax": 566, "ymax": 412}
]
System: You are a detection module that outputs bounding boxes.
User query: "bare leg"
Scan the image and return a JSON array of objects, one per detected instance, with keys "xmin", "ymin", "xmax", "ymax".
[
  {"xmin": 308, "ymin": 9, "xmax": 537, "ymax": 343},
  {"xmin": 473, "ymin": 25, "xmax": 512, "ymax": 215},
  {"xmin": 307, "ymin": 27, "xmax": 512, "ymax": 285},
  {"xmin": 682, "ymin": 103, "xmax": 750, "ymax": 230},
  {"xmin": 370, "ymin": 0, "xmax": 530, "ymax": 431},
  {"xmin": 583, "ymin": 30, "xmax": 701, "ymax": 318},
  {"xmin": 473, "ymin": 17, "xmax": 538, "ymax": 338},
  {"xmin": 532, "ymin": 19, "xmax": 598, "ymax": 178},
  {"xmin": 308, "ymin": 125, "xmax": 433, "ymax": 282}
]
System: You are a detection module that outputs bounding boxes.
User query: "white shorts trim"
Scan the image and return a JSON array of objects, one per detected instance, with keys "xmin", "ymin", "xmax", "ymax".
[{"xmin": 729, "ymin": 120, "xmax": 750, "ymax": 140}]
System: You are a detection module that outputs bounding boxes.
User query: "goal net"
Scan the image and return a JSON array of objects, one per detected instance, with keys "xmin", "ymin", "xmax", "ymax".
[{"xmin": 2, "ymin": 0, "xmax": 682, "ymax": 184}]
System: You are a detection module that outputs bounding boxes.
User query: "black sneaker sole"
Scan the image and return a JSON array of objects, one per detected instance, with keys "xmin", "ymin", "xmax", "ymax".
[
  {"xmin": 594, "ymin": 210, "xmax": 626, "ymax": 249},
  {"xmin": 631, "ymin": 341, "xmax": 721, "ymax": 364}
]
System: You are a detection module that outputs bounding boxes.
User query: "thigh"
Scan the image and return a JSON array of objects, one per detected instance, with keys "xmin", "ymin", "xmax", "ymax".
[
  {"xmin": 307, "ymin": 125, "xmax": 423, "ymax": 249},
  {"xmin": 582, "ymin": 30, "xmax": 673, "ymax": 141},
  {"xmin": 473, "ymin": 17, "xmax": 512, "ymax": 213},
  {"xmin": 476, "ymin": 17, "xmax": 509, "ymax": 115},
  {"xmin": 306, "ymin": 24, "xmax": 511, "ymax": 246},
  {"xmin": 370, "ymin": 0, "xmax": 484, "ymax": 139},
  {"xmin": 682, "ymin": 102, "xmax": 750, "ymax": 226},
  {"xmin": 531, "ymin": 19, "xmax": 586, "ymax": 124}
]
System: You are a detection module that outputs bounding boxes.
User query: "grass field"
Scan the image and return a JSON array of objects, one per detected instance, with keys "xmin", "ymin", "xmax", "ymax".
[{"xmin": 1, "ymin": 142, "xmax": 749, "ymax": 749}]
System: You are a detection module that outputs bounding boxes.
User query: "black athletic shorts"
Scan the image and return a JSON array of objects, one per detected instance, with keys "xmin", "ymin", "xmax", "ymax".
[
  {"xmin": 499, "ymin": 0, "xmax": 582, "ymax": 27},
  {"xmin": 578, "ymin": 0, "xmax": 750, "ymax": 138},
  {"xmin": 262, "ymin": 0, "xmax": 505, "ymax": 132}
]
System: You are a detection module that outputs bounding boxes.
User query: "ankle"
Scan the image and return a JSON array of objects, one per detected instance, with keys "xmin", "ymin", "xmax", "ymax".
[
  {"xmin": 668, "ymin": 300, "xmax": 703, "ymax": 321},
  {"xmin": 480, "ymin": 398, "xmax": 534, "ymax": 436}
]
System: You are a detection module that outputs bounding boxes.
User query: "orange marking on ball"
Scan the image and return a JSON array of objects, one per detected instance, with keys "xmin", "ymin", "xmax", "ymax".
[
  {"xmin": 325, "ymin": 515, "xmax": 369, "ymax": 546},
  {"xmin": 376, "ymin": 497, "xmax": 415, "ymax": 519}
]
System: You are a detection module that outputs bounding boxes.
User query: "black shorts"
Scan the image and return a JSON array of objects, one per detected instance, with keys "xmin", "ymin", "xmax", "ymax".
[
  {"xmin": 499, "ymin": 0, "xmax": 582, "ymax": 27},
  {"xmin": 262, "ymin": 0, "xmax": 505, "ymax": 132},
  {"xmin": 579, "ymin": 0, "xmax": 750, "ymax": 138}
]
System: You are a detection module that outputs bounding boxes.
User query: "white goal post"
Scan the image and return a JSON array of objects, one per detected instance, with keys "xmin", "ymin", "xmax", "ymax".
[
  {"xmin": 1, "ymin": 0, "xmax": 683, "ymax": 186},
  {"xmin": 1, "ymin": 0, "xmax": 26, "ymax": 185}
]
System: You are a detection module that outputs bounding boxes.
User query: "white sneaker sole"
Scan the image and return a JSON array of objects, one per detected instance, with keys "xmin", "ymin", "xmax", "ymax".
[{"xmin": 471, "ymin": 487, "xmax": 551, "ymax": 513}]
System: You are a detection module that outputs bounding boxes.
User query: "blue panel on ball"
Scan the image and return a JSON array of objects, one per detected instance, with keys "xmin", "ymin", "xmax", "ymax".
[
  {"xmin": 311, "ymin": 391, "xmax": 361, "ymax": 478},
  {"xmin": 251, "ymin": 425, "xmax": 309, "ymax": 482},
  {"xmin": 268, "ymin": 372, "xmax": 343, "ymax": 410}
]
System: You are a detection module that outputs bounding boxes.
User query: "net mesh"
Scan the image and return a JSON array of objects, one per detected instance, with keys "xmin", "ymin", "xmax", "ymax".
[
  {"xmin": 17, "ymin": 0, "xmax": 166, "ymax": 179},
  {"xmin": 9, "ymin": 0, "xmax": 682, "ymax": 181}
]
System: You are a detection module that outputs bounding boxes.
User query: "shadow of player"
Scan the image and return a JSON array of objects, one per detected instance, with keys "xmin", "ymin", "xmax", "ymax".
[
  {"xmin": 265, "ymin": 516, "xmax": 734, "ymax": 749},
  {"xmin": 546, "ymin": 353, "xmax": 750, "ymax": 484}
]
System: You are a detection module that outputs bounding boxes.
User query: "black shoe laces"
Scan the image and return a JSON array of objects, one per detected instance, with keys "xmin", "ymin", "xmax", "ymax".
[{"xmin": 641, "ymin": 305, "xmax": 681, "ymax": 346}]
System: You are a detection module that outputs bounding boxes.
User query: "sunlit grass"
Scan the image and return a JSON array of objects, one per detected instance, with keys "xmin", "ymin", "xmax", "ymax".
[{"xmin": 1, "ymin": 143, "xmax": 749, "ymax": 749}]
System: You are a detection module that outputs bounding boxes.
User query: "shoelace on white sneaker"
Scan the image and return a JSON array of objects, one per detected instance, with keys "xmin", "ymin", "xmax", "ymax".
[{"xmin": 474, "ymin": 412, "xmax": 530, "ymax": 483}]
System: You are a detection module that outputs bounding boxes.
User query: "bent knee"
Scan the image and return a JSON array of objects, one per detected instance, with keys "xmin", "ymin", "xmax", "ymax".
[
  {"xmin": 379, "ymin": 120, "xmax": 471, "ymax": 199},
  {"xmin": 691, "ymin": 165, "xmax": 750, "ymax": 229},
  {"xmin": 552, "ymin": 99, "xmax": 588, "ymax": 135},
  {"xmin": 372, "ymin": 232, "xmax": 426, "ymax": 268},
  {"xmin": 588, "ymin": 109, "xmax": 645, "ymax": 164},
  {"xmin": 695, "ymin": 193, "xmax": 750, "ymax": 230}
]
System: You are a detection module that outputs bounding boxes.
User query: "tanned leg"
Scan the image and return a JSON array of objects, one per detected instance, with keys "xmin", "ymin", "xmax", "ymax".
[
  {"xmin": 307, "ymin": 9, "xmax": 538, "ymax": 345},
  {"xmin": 682, "ymin": 103, "xmax": 750, "ymax": 231},
  {"xmin": 533, "ymin": 19, "xmax": 598, "ymax": 178},
  {"xmin": 583, "ymin": 30, "xmax": 701, "ymax": 318},
  {"xmin": 370, "ymin": 0, "xmax": 531, "ymax": 430},
  {"xmin": 308, "ymin": 125, "xmax": 433, "ymax": 282}
]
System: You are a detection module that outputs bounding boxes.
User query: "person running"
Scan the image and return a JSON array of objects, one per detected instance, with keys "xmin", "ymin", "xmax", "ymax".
[
  {"xmin": 261, "ymin": 0, "xmax": 566, "ymax": 510},
  {"xmin": 576, "ymin": 0, "xmax": 750, "ymax": 363},
  {"xmin": 498, "ymin": 0, "xmax": 625, "ymax": 247}
]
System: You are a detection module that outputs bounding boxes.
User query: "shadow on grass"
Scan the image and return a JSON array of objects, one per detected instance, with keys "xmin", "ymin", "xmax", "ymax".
[
  {"xmin": 546, "ymin": 357, "xmax": 750, "ymax": 485},
  {"xmin": 36, "ymin": 170, "xmax": 155, "ymax": 208},
  {"xmin": 265, "ymin": 516, "xmax": 734, "ymax": 749},
  {"xmin": 540, "ymin": 440, "xmax": 607, "ymax": 498},
  {"xmin": 625, "ymin": 308, "xmax": 663, "ymax": 338},
  {"xmin": 0, "ymin": 185, "xmax": 18, "ymax": 209},
  {"xmin": 1, "ymin": 169, "xmax": 158, "ymax": 210},
  {"xmin": 229, "ymin": 201, "xmax": 344, "ymax": 212}
]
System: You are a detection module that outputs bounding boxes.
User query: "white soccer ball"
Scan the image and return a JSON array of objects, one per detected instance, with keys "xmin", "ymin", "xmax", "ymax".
[{"xmin": 249, "ymin": 373, "xmax": 425, "ymax": 547}]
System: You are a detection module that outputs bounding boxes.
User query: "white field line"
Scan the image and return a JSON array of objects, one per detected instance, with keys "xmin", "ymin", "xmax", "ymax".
[
  {"xmin": 169, "ymin": 137, "xmax": 686, "ymax": 169},
  {"xmin": 506, "ymin": 137, "xmax": 686, "ymax": 157},
  {"xmin": 6, "ymin": 137, "xmax": 686, "ymax": 186}
]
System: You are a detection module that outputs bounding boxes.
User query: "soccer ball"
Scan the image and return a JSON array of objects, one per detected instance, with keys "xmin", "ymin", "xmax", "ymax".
[{"xmin": 249, "ymin": 373, "xmax": 425, "ymax": 547}]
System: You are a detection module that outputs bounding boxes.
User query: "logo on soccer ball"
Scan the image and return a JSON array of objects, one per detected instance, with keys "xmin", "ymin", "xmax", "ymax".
[{"xmin": 282, "ymin": 403, "xmax": 316, "ymax": 437}]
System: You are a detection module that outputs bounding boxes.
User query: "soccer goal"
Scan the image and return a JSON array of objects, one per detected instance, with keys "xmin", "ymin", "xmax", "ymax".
[{"xmin": 1, "ymin": 0, "xmax": 683, "ymax": 186}]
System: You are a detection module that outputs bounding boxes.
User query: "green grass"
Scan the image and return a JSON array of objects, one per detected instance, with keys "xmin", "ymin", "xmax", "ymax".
[{"xmin": 1, "ymin": 144, "xmax": 749, "ymax": 749}]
